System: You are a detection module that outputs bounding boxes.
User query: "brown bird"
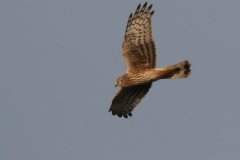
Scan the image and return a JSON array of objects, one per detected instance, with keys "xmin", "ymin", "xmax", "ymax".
[{"xmin": 109, "ymin": 2, "xmax": 191, "ymax": 118}]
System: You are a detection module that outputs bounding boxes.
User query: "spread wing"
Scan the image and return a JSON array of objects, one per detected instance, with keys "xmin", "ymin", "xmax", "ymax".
[
  {"xmin": 109, "ymin": 83, "xmax": 152, "ymax": 118},
  {"xmin": 122, "ymin": 2, "xmax": 157, "ymax": 72}
]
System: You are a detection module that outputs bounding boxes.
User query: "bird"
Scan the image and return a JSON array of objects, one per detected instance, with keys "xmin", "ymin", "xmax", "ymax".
[{"xmin": 109, "ymin": 2, "xmax": 191, "ymax": 118}]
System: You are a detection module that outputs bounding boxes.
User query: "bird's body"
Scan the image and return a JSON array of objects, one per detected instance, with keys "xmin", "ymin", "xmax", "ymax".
[
  {"xmin": 109, "ymin": 2, "xmax": 191, "ymax": 118},
  {"xmin": 116, "ymin": 60, "xmax": 191, "ymax": 87}
]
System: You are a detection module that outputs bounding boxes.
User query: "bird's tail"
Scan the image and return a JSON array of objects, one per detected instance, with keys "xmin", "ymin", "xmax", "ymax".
[{"xmin": 155, "ymin": 60, "xmax": 191, "ymax": 79}]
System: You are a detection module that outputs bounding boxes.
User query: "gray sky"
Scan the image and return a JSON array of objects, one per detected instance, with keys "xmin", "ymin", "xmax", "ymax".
[{"xmin": 1, "ymin": 0, "xmax": 240, "ymax": 159}]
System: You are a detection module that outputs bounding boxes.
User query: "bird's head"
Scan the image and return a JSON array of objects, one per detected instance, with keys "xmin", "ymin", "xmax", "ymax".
[{"xmin": 115, "ymin": 77, "xmax": 123, "ymax": 87}]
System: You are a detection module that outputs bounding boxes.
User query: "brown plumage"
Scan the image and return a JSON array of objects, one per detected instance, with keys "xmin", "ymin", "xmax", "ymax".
[{"xmin": 109, "ymin": 2, "xmax": 191, "ymax": 118}]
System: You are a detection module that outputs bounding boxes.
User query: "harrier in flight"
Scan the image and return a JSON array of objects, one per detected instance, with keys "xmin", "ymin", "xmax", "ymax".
[{"xmin": 109, "ymin": 2, "xmax": 191, "ymax": 118}]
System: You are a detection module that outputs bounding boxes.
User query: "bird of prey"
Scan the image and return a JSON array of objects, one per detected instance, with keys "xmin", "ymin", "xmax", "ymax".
[{"xmin": 109, "ymin": 2, "xmax": 191, "ymax": 118}]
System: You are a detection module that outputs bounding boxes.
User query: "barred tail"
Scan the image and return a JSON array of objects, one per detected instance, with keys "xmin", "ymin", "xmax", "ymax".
[{"xmin": 156, "ymin": 60, "xmax": 191, "ymax": 79}]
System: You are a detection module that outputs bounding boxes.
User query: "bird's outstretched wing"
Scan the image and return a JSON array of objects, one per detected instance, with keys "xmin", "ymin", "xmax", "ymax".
[
  {"xmin": 122, "ymin": 2, "xmax": 157, "ymax": 72},
  {"xmin": 109, "ymin": 83, "xmax": 152, "ymax": 118}
]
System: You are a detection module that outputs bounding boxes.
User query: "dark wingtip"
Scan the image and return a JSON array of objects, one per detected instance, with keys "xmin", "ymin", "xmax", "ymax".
[
  {"xmin": 129, "ymin": 13, "xmax": 132, "ymax": 18},
  {"xmin": 143, "ymin": 2, "xmax": 148, "ymax": 8},
  {"xmin": 146, "ymin": 4, "xmax": 153, "ymax": 12},
  {"xmin": 128, "ymin": 113, "xmax": 132, "ymax": 117},
  {"xmin": 150, "ymin": 10, "xmax": 155, "ymax": 15},
  {"xmin": 117, "ymin": 114, "xmax": 122, "ymax": 118},
  {"xmin": 137, "ymin": 3, "xmax": 141, "ymax": 10}
]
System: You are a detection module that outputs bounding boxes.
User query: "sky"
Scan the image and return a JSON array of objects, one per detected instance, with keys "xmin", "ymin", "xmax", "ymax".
[{"xmin": 1, "ymin": 0, "xmax": 240, "ymax": 160}]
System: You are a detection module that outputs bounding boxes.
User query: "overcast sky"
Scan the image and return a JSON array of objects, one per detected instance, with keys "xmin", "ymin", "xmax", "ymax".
[{"xmin": 1, "ymin": 0, "xmax": 240, "ymax": 160}]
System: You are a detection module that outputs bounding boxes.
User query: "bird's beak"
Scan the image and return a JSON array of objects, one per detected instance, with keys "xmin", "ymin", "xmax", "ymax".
[{"xmin": 115, "ymin": 84, "xmax": 117, "ymax": 87}]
